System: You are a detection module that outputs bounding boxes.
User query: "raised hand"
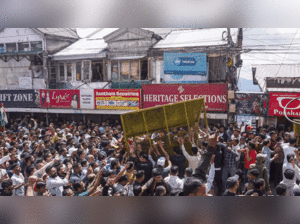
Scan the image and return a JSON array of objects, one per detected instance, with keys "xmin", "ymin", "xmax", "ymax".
[
  {"xmin": 208, "ymin": 130, "xmax": 219, "ymax": 148},
  {"xmin": 210, "ymin": 155, "xmax": 215, "ymax": 165}
]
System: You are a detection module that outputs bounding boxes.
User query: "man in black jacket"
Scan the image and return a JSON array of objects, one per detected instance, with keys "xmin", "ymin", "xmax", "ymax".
[
  {"xmin": 135, "ymin": 152, "xmax": 153, "ymax": 184},
  {"xmin": 143, "ymin": 168, "xmax": 171, "ymax": 196},
  {"xmin": 183, "ymin": 131, "xmax": 219, "ymax": 196},
  {"xmin": 213, "ymin": 139, "xmax": 226, "ymax": 196}
]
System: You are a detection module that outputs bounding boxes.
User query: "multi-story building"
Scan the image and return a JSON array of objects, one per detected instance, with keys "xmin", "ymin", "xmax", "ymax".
[{"xmin": 1, "ymin": 28, "xmax": 243, "ymax": 126}]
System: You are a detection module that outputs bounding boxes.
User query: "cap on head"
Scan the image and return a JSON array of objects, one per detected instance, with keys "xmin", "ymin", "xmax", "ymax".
[
  {"xmin": 226, "ymin": 175, "xmax": 239, "ymax": 188},
  {"xmin": 157, "ymin": 157, "xmax": 166, "ymax": 167}
]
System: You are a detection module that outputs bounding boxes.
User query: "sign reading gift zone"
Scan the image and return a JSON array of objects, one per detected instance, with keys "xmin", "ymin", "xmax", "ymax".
[
  {"xmin": 142, "ymin": 84, "xmax": 228, "ymax": 112},
  {"xmin": 94, "ymin": 89, "xmax": 141, "ymax": 110},
  {"xmin": 269, "ymin": 92, "xmax": 300, "ymax": 117}
]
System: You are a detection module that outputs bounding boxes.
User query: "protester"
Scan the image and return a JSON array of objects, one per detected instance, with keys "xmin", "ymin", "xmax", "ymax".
[{"xmin": 0, "ymin": 114, "xmax": 298, "ymax": 196}]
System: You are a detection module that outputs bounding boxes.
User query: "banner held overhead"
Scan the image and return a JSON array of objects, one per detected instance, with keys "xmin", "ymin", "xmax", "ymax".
[{"xmin": 121, "ymin": 98, "xmax": 207, "ymax": 151}]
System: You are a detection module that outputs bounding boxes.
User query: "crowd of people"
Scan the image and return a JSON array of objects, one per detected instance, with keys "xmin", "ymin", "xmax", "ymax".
[{"xmin": 0, "ymin": 115, "xmax": 299, "ymax": 196}]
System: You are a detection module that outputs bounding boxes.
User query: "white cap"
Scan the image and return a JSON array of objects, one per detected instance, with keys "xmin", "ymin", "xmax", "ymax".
[
  {"xmin": 68, "ymin": 147, "xmax": 78, "ymax": 156},
  {"xmin": 157, "ymin": 157, "xmax": 166, "ymax": 167}
]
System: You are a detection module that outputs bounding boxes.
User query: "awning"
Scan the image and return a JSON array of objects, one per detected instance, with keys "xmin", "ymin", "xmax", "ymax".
[
  {"xmin": 5, "ymin": 108, "xmax": 133, "ymax": 115},
  {"xmin": 110, "ymin": 55, "xmax": 146, "ymax": 60},
  {"xmin": 51, "ymin": 52, "xmax": 106, "ymax": 61},
  {"xmin": 5, "ymin": 108, "xmax": 228, "ymax": 118}
]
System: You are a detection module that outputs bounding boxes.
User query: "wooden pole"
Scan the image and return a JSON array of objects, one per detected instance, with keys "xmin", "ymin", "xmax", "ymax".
[
  {"xmin": 163, "ymin": 106, "xmax": 171, "ymax": 146},
  {"xmin": 142, "ymin": 111, "xmax": 152, "ymax": 147},
  {"xmin": 184, "ymin": 102, "xmax": 190, "ymax": 132}
]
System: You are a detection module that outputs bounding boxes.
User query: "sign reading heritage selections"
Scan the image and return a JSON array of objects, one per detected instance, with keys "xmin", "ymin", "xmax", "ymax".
[
  {"xmin": 94, "ymin": 89, "xmax": 141, "ymax": 110},
  {"xmin": 142, "ymin": 84, "xmax": 228, "ymax": 112},
  {"xmin": 235, "ymin": 92, "xmax": 269, "ymax": 116},
  {"xmin": 269, "ymin": 92, "xmax": 300, "ymax": 117},
  {"xmin": 40, "ymin": 89, "xmax": 80, "ymax": 109},
  {"xmin": 0, "ymin": 90, "xmax": 40, "ymax": 108}
]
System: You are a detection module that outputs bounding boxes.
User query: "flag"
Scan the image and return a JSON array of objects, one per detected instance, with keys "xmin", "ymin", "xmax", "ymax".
[{"xmin": 0, "ymin": 103, "xmax": 8, "ymax": 130}]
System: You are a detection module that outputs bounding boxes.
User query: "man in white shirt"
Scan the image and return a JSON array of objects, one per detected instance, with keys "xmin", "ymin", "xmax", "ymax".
[
  {"xmin": 11, "ymin": 163, "xmax": 25, "ymax": 196},
  {"xmin": 282, "ymin": 138, "xmax": 297, "ymax": 165},
  {"xmin": 282, "ymin": 154, "xmax": 300, "ymax": 182},
  {"xmin": 232, "ymin": 138, "xmax": 241, "ymax": 165},
  {"xmin": 280, "ymin": 168, "xmax": 300, "ymax": 196},
  {"xmin": 0, "ymin": 168, "xmax": 8, "ymax": 190},
  {"xmin": 164, "ymin": 166, "xmax": 184, "ymax": 194},
  {"xmin": 45, "ymin": 163, "xmax": 72, "ymax": 196},
  {"xmin": 177, "ymin": 137, "xmax": 202, "ymax": 172},
  {"xmin": 231, "ymin": 129, "xmax": 241, "ymax": 141}
]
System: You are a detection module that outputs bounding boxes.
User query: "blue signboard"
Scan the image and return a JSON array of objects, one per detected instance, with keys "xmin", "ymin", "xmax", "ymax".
[{"xmin": 164, "ymin": 52, "xmax": 207, "ymax": 75}]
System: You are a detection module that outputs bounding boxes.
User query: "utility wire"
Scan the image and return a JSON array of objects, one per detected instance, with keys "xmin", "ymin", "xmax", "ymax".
[{"xmin": 274, "ymin": 28, "xmax": 299, "ymax": 77}]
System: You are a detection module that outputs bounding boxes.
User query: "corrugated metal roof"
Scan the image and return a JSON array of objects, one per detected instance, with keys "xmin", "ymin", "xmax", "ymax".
[
  {"xmin": 252, "ymin": 64, "xmax": 300, "ymax": 92},
  {"xmin": 52, "ymin": 38, "xmax": 107, "ymax": 59},
  {"xmin": 142, "ymin": 28, "xmax": 196, "ymax": 39},
  {"xmin": 36, "ymin": 28, "xmax": 79, "ymax": 39},
  {"xmin": 153, "ymin": 28, "xmax": 229, "ymax": 49},
  {"xmin": 87, "ymin": 28, "xmax": 119, "ymax": 39}
]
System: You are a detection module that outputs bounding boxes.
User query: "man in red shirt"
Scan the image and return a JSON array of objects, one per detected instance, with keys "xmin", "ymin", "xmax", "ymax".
[{"xmin": 244, "ymin": 142, "xmax": 257, "ymax": 184}]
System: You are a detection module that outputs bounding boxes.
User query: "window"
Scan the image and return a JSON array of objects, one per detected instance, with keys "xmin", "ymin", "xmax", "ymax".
[
  {"xmin": 111, "ymin": 60, "xmax": 145, "ymax": 81},
  {"xmin": 76, "ymin": 62, "xmax": 82, "ymax": 81},
  {"xmin": 130, "ymin": 61, "xmax": 139, "ymax": 80},
  {"xmin": 91, "ymin": 62, "xmax": 104, "ymax": 82},
  {"xmin": 49, "ymin": 65, "xmax": 57, "ymax": 85},
  {"xmin": 6, "ymin": 43, "xmax": 17, "ymax": 53},
  {"xmin": 66, "ymin": 63, "xmax": 72, "ymax": 81},
  {"xmin": 59, "ymin": 63, "xmax": 65, "ymax": 81},
  {"xmin": 0, "ymin": 44, "xmax": 4, "ymax": 53},
  {"xmin": 83, "ymin": 61, "xmax": 91, "ymax": 80},
  {"xmin": 120, "ymin": 61, "xmax": 130, "ymax": 81},
  {"xmin": 31, "ymin": 41, "xmax": 43, "ymax": 52},
  {"xmin": 111, "ymin": 62, "xmax": 119, "ymax": 81},
  {"xmin": 18, "ymin": 42, "xmax": 30, "ymax": 52}
]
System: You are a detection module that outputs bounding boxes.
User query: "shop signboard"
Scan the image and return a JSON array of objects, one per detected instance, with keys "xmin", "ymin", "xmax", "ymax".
[
  {"xmin": 163, "ymin": 53, "xmax": 208, "ymax": 83},
  {"xmin": 80, "ymin": 89, "xmax": 94, "ymax": 109},
  {"xmin": 142, "ymin": 84, "xmax": 228, "ymax": 112},
  {"xmin": 40, "ymin": 89, "xmax": 80, "ymax": 109},
  {"xmin": 266, "ymin": 77, "xmax": 300, "ymax": 88},
  {"xmin": 235, "ymin": 92, "xmax": 269, "ymax": 116},
  {"xmin": 0, "ymin": 90, "xmax": 40, "ymax": 108},
  {"xmin": 269, "ymin": 92, "xmax": 300, "ymax": 117},
  {"xmin": 94, "ymin": 89, "xmax": 141, "ymax": 110}
]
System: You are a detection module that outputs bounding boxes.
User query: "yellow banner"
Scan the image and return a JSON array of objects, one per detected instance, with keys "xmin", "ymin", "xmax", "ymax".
[{"xmin": 121, "ymin": 98, "xmax": 207, "ymax": 139}]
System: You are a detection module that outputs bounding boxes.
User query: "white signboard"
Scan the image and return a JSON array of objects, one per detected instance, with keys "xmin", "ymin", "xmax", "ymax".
[
  {"xmin": 19, "ymin": 77, "xmax": 32, "ymax": 89},
  {"xmin": 80, "ymin": 89, "xmax": 94, "ymax": 109}
]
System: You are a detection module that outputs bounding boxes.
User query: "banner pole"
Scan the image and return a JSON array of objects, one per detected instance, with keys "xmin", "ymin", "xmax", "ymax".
[
  {"xmin": 163, "ymin": 106, "xmax": 171, "ymax": 146},
  {"xmin": 202, "ymin": 100, "xmax": 208, "ymax": 128},
  {"xmin": 120, "ymin": 114, "xmax": 129, "ymax": 153},
  {"xmin": 184, "ymin": 102, "xmax": 190, "ymax": 132},
  {"xmin": 142, "ymin": 111, "xmax": 152, "ymax": 147}
]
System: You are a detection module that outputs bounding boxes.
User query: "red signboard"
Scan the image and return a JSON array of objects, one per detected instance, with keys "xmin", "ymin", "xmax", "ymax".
[
  {"xmin": 142, "ymin": 84, "xmax": 228, "ymax": 112},
  {"xmin": 94, "ymin": 89, "xmax": 141, "ymax": 110},
  {"xmin": 40, "ymin": 89, "xmax": 80, "ymax": 109},
  {"xmin": 269, "ymin": 92, "xmax": 300, "ymax": 117}
]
